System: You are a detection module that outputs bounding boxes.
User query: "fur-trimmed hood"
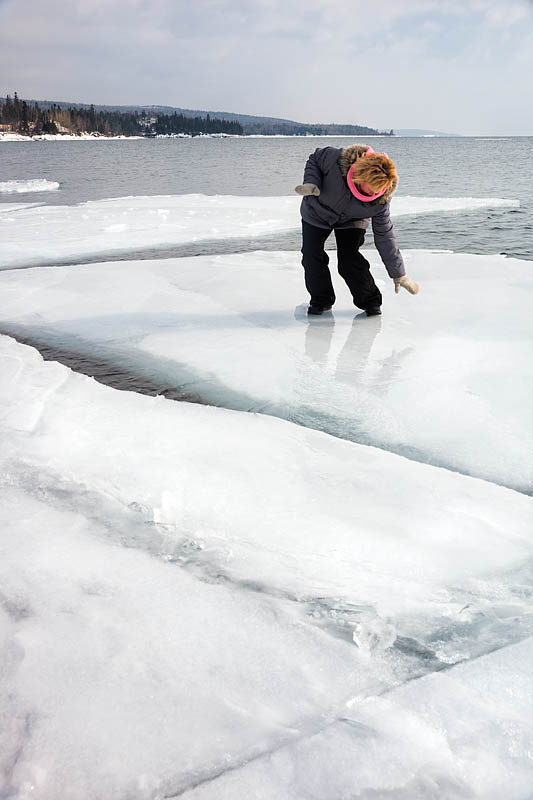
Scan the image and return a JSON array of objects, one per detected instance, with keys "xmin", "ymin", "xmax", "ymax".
[{"xmin": 340, "ymin": 144, "xmax": 397, "ymax": 204}]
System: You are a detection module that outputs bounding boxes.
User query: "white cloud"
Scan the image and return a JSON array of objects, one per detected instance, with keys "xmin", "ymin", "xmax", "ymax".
[{"xmin": 1, "ymin": 0, "xmax": 532, "ymax": 132}]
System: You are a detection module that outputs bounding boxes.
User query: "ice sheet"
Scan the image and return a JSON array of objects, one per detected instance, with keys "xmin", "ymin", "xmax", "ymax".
[
  {"xmin": 0, "ymin": 179, "xmax": 59, "ymax": 193},
  {"xmin": 0, "ymin": 193, "xmax": 517, "ymax": 268},
  {"xmin": 1, "ymin": 335, "xmax": 533, "ymax": 798},
  {"xmin": 183, "ymin": 638, "xmax": 533, "ymax": 800},
  {"xmin": 0, "ymin": 483, "xmax": 363, "ymax": 800},
  {"xmin": 1, "ymin": 249, "xmax": 530, "ymax": 491}
]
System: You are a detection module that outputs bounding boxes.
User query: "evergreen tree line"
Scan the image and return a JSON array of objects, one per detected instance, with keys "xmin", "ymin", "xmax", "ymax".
[
  {"xmin": 241, "ymin": 121, "xmax": 393, "ymax": 136},
  {"xmin": 0, "ymin": 94, "xmax": 243, "ymax": 136},
  {"xmin": 0, "ymin": 93, "xmax": 392, "ymax": 137},
  {"xmin": 154, "ymin": 112, "xmax": 242, "ymax": 136}
]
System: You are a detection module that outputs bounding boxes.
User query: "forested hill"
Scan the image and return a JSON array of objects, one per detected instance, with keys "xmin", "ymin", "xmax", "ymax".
[
  {"xmin": 130, "ymin": 105, "xmax": 392, "ymax": 135},
  {"xmin": 0, "ymin": 94, "xmax": 243, "ymax": 136},
  {"xmin": 0, "ymin": 93, "xmax": 392, "ymax": 136}
]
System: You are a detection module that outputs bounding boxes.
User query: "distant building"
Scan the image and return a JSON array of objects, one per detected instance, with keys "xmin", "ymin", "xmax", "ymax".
[{"xmin": 52, "ymin": 123, "xmax": 71, "ymax": 134}]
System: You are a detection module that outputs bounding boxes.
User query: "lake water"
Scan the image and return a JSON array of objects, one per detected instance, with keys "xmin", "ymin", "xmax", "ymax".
[{"xmin": 1, "ymin": 135, "xmax": 532, "ymax": 261}]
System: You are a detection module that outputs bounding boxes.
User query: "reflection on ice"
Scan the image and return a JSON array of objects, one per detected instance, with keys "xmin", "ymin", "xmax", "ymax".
[{"xmin": 0, "ymin": 249, "xmax": 531, "ymax": 491}]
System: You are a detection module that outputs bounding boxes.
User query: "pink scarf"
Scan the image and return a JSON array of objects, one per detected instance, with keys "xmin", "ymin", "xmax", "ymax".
[{"xmin": 346, "ymin": 146, "xmax": 389, "ymax": 202}]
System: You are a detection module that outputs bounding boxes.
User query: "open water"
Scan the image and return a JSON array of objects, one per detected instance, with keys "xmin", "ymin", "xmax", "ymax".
[{"xmin": 1, "ymin": 135, "xmax": 532, "ymax": 261}]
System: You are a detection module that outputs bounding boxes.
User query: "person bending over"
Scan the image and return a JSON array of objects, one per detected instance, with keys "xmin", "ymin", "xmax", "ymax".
[{"xmin": 296, "ymin": 144, "xmax": 419, "ymax": 315}]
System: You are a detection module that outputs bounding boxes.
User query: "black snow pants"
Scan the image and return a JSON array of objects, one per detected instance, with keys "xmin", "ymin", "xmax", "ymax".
[{"xmin": 301, "ymin": 221, "xmax": 382, "ymax": 310}]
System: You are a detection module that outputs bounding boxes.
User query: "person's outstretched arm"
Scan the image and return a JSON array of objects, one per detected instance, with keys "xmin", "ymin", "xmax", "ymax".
[{"xmin": 372, "ymin": 203, "xmax": 419, "ymax": 294}]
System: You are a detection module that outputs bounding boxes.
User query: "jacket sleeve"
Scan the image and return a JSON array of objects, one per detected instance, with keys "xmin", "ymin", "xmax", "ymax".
[
  {"xmin": 302, "ymin": 148, "xmax": 333, "ymax": 190},
  {"xmin": 371, "ymin": 203, "xmax": 406, "ymax": 279}
]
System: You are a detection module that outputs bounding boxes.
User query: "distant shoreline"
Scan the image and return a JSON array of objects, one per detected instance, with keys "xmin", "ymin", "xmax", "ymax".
[
  {"xmin": 1, "ymin": 132, "xmax": 521, "ymax": 142},
  {"xmin": 0, "ymin": 132, "xmax": 418, "ymax": 142}
]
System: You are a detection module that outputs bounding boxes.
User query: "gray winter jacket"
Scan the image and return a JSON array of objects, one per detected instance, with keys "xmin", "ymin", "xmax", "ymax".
[{"xmin": 300, "ymin": 147, "xmax": 405, "ymax": 279}]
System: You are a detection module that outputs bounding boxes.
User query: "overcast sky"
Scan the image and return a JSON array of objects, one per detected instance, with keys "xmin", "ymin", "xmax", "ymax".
[{"xmin": 1, "ymin": 0, "xmax": 532, "ymax": 134}]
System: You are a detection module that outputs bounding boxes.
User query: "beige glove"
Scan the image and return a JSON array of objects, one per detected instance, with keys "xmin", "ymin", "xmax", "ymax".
[
  {"xmin": 394, "ymin": 275, "xmax": 419, "ymax": 295},
  {"xmin": 295, "ymin": 183, "xmax": 321, "ymax": 196}
]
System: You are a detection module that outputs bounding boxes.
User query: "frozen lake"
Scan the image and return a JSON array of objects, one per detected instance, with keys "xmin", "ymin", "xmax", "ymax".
[{"xmin": 1, "ymin": 137, "xmax": 532, "ymax": 799}]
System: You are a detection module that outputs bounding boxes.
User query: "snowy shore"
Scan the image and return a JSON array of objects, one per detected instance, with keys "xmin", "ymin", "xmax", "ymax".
[
  {"xmin": 0, "ymin": 132, "xmax": 308, "ymax": 142},
  {"xmin": 0, "ymin": 132, "xmax": 146, "ymax": 142},
  {"xmin": 0, "ymin": 131, "xmax": 276, "ymax": 141},
  {"xmin": 0, "ymin": 132, "xmax": 442, "ymax": 142}
]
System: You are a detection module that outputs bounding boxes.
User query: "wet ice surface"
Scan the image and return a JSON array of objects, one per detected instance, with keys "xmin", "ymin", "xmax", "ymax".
[
  {"xmin": 0, "ymin": 193, "xmax": 517, "ymax": 268},
  {"xmin": 1, "ymin": 335, "xmax": 533, "ymax": 799},
  {"xmin": 1, "ymin": 249, "xmax": 531, "ymax": 492}
]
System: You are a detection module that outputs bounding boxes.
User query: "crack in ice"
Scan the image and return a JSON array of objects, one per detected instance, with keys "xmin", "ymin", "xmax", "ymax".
[
  {"xmin": 160, "ymin": 632, "xmax": 533, "ymax": 799},
  {"xmin": 2, "ymin": 328, "xmax": 530, "ymax": 497}
]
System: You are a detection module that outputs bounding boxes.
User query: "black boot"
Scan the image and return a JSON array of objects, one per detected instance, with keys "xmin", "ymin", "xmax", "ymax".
[
  {"xmin": 365, "ymin": 306, "xmax": 382, "ymax": 317},
  {"xmin": 308, "ymin": 303, "xmax": 332, "ymax": 315}
]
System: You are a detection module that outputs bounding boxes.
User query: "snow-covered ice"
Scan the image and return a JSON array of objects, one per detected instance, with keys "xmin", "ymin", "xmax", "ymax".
[
  {"xmin": 0, "ymin": 179, "xmax": 60, "ymax": 193},
  {"xmin": 1, "ymin": 183, "xmax": 532, "ymax": 799},
  {"xmin": 0, "ymin": 193, "xmax": 517, "ymax": 268},
  {"xmin": 184, "ymin": 638, "xmax": 533, "ymax": 800},
  {"xmin": 1, "ymin": 249, "xmax": 531, "ymax": 491},
  {"xmin": 0, "ymin": 480, "xmax": 360, "ymax": 800},
  {"xmin": 1, "ymin": 334, "xmax": 533, "ymax": 798}
]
